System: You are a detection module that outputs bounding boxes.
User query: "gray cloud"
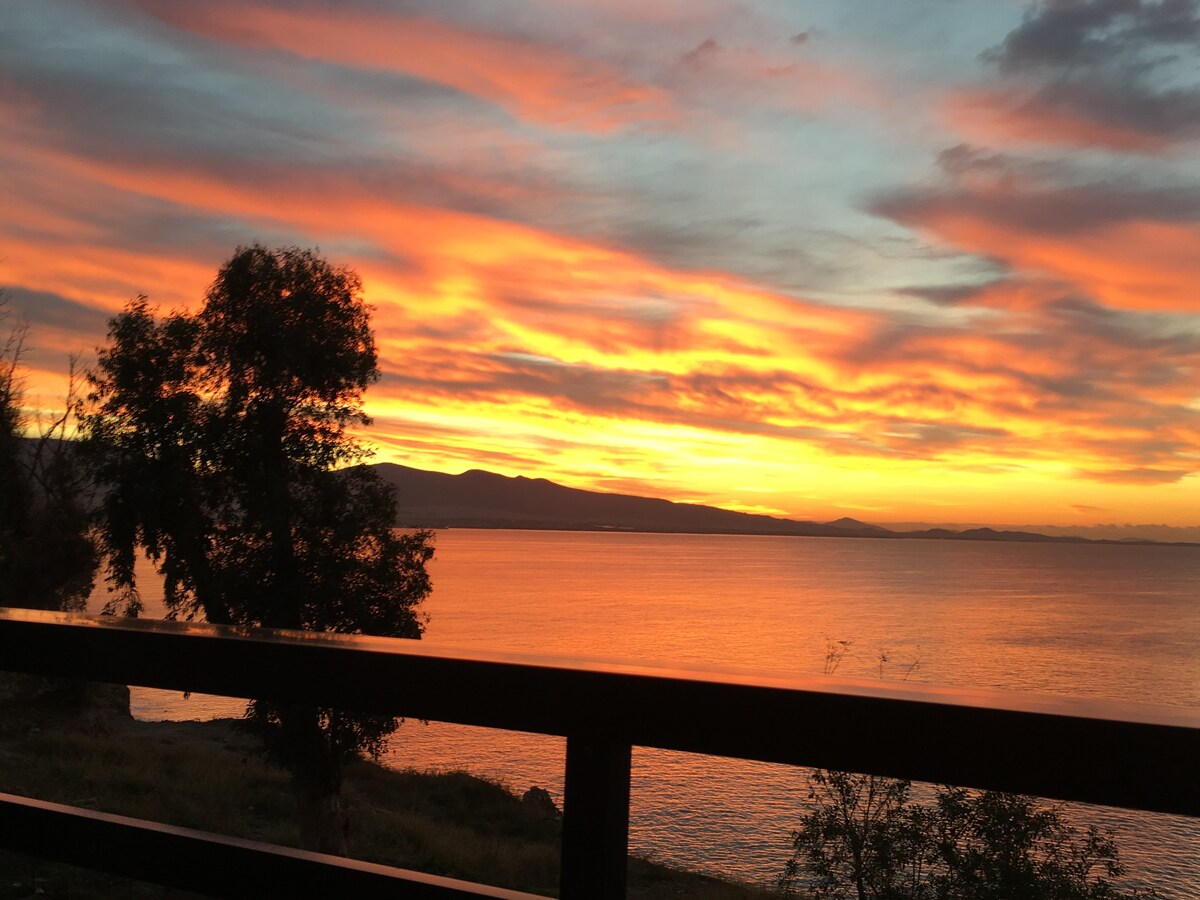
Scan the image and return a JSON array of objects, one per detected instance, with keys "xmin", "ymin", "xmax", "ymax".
[
  {"xmin": 1043, "ymin": 295, "xmax": 1200, "ymax": 351},
  {"xmin": 681, "ymin": 38, "xmax": 722, "ymax": 69},
  {"xmin": 1016, "ymin": 79, "xmax": 1200, "ymax": 146},
  {"xmin": 0, "ymin": 288, "xmax": 110, "ymax": 342},
  {"xmin": 0, "ymin": 288, "xmax": 110, "ymax": 382},
  {"xmin": 896, "ymin": 280, "xmax": 1007, "ymax": 306},
  {"xmin": 484, "ymin": 353, "xmax": 669, "ymax": 412},
  {"xmin": 936, "ymin": 144, "xmax": 1018, "ymax": 177},
  {"xmin": 873, "ymin": 178, "xmax": 1200, "ymax": 235},
  {"xmin": 0, "ymin": 4, "xmax": 357, "ymax": 169},
  {"xmin": 977, "ymin": 0, "xmax": 1200, "ymax": 150},
  {"xmin": 379, "ymin": 353, "xmax": 667, "ymax": 418},
  {"xmin": 984, "ymin": 0, "xmax": 1200, "ymax": 71},
  {"xmin": 879, "ymin": 420, "xmax": 1010, "ymax": 449}
]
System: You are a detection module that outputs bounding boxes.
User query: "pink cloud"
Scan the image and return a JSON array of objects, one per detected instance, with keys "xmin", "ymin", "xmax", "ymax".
[
  {"xmin": 943, "ymin": 87, "xmax": 1171, "ymax": 154},
  {"xmin": 129, "ymin": 2, "xmax": 675, "ymax": 133}
]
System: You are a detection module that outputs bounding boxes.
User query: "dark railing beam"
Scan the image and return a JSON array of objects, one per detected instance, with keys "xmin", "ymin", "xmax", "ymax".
[
  {"xmin": 0, "ymin": 609, "xmax": 1196, "ymax": 818},
  {"xmin": 560, "ymin": 737, "xmax": 632, "ymax": 900},
  {"xmin": 0, "ymin": 792, "xmax": 545, "ymax": 900}
]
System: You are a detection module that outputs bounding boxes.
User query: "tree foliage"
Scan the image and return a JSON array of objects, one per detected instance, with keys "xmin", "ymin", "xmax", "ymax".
[
  {"xmin": 780, "ymin": 772, "xmax": 1158, "ymax": 899},
  {"xmin": 79, "ymin": 245, "xmax": 434, "ymax": 852},
  {"xmin": 0, "ymin": 302, "xmax": 96, "ymax": 611}
]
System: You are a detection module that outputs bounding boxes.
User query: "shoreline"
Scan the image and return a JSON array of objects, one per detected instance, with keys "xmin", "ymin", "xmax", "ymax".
[{"xmin": 398, "ymin": 522, "xmax": 1200, "ymax": 548}]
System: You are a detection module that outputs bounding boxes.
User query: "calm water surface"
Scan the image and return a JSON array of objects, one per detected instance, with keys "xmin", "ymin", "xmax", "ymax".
[{"xmin": 105, "ymin": 530, "xmax": 1200, "ymax": 894}]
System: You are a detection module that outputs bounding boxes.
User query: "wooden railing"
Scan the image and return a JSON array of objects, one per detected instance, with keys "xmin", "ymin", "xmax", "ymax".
[{"xmin": 1, "ymin": 608, "xmax": 1198, "ymax": 899}]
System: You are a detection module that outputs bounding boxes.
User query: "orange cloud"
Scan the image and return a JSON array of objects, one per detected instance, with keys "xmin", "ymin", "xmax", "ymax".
[
  {"xmin": 875, "ymin": 167, "xmax": 1200, "ymax": 314},
  {"xmin": 130, "ymin": 1, "xmax": 674, "ymax": 133},
  {"xmin": 907, "ymin": 211, "xmax": 1200, "ymax": 313},
  {"xmin": 1077, "ymin": 467, "xmax": 1191, "ymax": 486},
  {"xmin": 943, "ymin": 87, "xmax": 1171, "ymax": 154}
]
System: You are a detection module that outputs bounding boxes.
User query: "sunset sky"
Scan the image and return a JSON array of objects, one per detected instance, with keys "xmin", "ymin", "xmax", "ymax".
[{"xmin": 4, "ymin": 0, "xmax": 1200, "ymax": 526}]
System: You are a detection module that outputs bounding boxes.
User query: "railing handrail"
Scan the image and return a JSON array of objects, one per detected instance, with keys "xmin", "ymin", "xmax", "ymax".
[
  {"xmin": 4, "ymin": 606, "xmax": 1196, "ymax": 724},
  {"xmin": 1, "ymin": 608, "xmax": 1197, "ymax": 814},
  {"xmin": 1, "ymin": 607, "xmax": 1198, "ymax": 899}
]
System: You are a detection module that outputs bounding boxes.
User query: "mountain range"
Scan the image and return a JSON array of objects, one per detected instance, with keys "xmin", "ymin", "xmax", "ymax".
[{"xmin": 372, "ymin": 463, "xmax": 1157, "ymax": 544}]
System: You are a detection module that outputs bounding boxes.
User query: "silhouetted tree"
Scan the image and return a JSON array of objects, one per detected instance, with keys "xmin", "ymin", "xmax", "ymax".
[
  {"xmin": 780, "ymin": 776, "xmax": 1158, "ymax": 899},
  {"xmin": 80, "ymin": 246, "xmax": 434, "ymax": 853},
  {"xmin": 782, "ymin": 643, "xmax": 1156, "ymax": 899},
  {"xmin": 0, "ymin": 307, "xmax": 28, "ymax": 596},
  {"xmin": 0, "ymin": 302, "xmax": 97, "ymax": 611}
]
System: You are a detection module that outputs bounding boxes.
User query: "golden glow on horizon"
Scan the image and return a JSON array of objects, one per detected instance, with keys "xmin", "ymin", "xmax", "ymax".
[
  {"xmin": 366, "ymin": 399, "xmax": 1200, "ymax": 526},
  {"xmin": 11, "ymin": 179, "xmax": 1197, "ymax": 526}
]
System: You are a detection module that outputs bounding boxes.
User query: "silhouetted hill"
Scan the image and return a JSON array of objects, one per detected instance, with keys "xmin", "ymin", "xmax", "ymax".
[
  {"xmin": 372, "ymin": 463, "xmax": 1167, "ymax": 544},
  {"xmin": 902, "ymin": 526, "xmax": 1077, "ymax": 543},
  {"xmin": 824, "ymin": 517, "xmax": 889, "ymax": 533},
  {"xmin": 374, "ymin": 464, "xmax": 876, "ymax": 537},
  {"xmin": 885, "ymin": 520, "xmax": 1200, "ymax": 544}
]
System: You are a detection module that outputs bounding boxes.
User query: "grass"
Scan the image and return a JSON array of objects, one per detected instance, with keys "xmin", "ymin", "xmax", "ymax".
[{"xmin": 0, "ymin": 678, "xmax": 777, "ymax": 899}]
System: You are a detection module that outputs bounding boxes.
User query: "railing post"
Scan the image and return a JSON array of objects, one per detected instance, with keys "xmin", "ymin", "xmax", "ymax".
[{"xmin": 559, "ymin": 736, "xmax": 631, "ymax": 900}]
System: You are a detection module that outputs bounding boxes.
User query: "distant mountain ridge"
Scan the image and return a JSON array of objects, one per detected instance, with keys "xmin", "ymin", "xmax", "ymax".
[
  {"xmin": 824, "ymin": 517, "xmax": 889, "ymax": 533},
  {"xmin": 372, "ymin": 463, "xmax": 1173, "ymax": 545},
  {"xmin": 883, "ymin": 520, "xmax": 1200, "ymax": 544},
  {"xmin": 373, "ymin": 463, "xmax": 875, "ymax": 537}
]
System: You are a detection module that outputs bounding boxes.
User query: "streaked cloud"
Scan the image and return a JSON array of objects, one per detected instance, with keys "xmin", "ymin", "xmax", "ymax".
[
  {"xmin": 3, "ymin": 0, "xmax": 1199, "ymax": 524},
  {"xmin": 871, "ymin": 148, "xmax": 1200, "ymax": 312},
  {"xmin": 128, "ymin": 1, "xmax": 676, "ymax": 134}
]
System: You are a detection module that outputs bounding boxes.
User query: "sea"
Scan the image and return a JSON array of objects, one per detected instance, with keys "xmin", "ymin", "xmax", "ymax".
[{"xmin": 90, "ymin": 529, "xmax": 1200, "ymax": 895}]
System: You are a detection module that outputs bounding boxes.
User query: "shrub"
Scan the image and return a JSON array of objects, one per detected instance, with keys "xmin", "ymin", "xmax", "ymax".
[{"xmin": 780, "ymin": 773, "xmax": 1159, "ymax": 900}]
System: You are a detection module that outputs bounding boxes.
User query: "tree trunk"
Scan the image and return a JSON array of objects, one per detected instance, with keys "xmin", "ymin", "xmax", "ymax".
[
  {"xmin": 258, "ymin": 402, "xmax": 302, "ymax": 630},
  {"xmin": 279, "ymin": 704, "xmax": 347, "ymax": 855},
  {"xmin": 259, "ymin": 403, "xmax": 345, "ymax": 855},
  {"xmin": 293, "ymin": 772, "xmax": 348, "ymax": 856}
]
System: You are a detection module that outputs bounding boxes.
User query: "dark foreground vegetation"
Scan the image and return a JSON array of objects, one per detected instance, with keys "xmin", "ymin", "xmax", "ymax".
[
  {"xmin": 0, "ymin": 679, "xmax": 772, "ymax": 900},
  {"xmin": 4, "ymin": 247, "xmax": 438, "ymax": 856},
  {"xmin": 782, "ymin": 770, "xmax": 1160, "ymax": 900}
]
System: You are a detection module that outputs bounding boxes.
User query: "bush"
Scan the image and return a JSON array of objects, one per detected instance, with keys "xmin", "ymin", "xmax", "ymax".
[{"xmin": 779, "ymin": 771, "xmax": 1159, "ymax": 900}]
